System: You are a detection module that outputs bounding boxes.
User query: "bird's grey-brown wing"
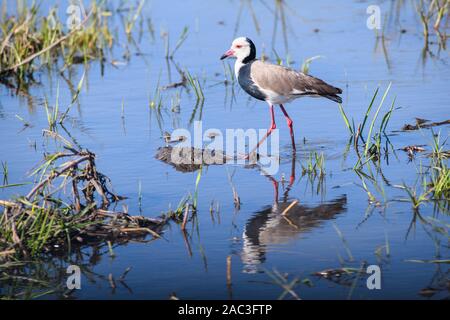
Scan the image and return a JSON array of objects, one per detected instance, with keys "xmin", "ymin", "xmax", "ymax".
[{"xmin": 250, "ymin": 60, "xmax": 342, "ymax": 102}]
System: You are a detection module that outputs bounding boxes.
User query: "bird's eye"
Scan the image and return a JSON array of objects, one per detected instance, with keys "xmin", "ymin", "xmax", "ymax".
[{"xmin": 236, "ymin": 45, "xmax": 242, "ymax": 48}]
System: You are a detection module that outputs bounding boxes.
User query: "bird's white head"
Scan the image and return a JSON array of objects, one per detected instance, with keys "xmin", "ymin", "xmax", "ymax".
[{"xmin": 220, "ymin": 37, "xmax": 256, "ymax": 63}]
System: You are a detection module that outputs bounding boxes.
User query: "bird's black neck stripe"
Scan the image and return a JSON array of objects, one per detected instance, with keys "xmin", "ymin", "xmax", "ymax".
[
  {"xmin": 242, "ymin": 38, "xmax": 256, "ymax": 64},
  {"xmin": 238, "ymin": 62, "xmax": 267, "ymax": 101}
]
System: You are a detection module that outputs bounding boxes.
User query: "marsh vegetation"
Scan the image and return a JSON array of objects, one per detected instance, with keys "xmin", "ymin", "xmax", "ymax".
[{"xmin": 0, "ymin": 0, "xmax": 449, "ymax": 299}]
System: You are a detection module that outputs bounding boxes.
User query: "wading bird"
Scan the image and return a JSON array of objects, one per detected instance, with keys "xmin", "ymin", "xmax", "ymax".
[{"xmin": 220, "ymin": 37, "xmax": 342, "ymax": 157}]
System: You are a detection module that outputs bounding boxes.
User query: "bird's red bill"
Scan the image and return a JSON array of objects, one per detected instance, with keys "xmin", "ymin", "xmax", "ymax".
[{"xmin": 220, "ymin": 49, "xmax": 234, "ymax": 60}]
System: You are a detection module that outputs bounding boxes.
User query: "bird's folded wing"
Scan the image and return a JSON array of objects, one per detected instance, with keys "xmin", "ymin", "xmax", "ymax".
[{"xmin": 250, "ymin": 60, "xmax": 341, "ymax": 98}]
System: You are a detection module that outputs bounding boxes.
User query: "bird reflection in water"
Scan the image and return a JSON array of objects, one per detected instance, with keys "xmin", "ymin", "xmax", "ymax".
[{"xmin": 241, "ymin": 153, "xmax": 347, "ymax": 273}]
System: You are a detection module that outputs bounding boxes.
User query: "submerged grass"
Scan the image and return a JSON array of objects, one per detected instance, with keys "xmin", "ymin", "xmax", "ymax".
[
  {"xmin": 1, "ymin": 161, "xmax": 7, "ymax": 185},
  {"xmin": 301, "ymin": 151, "xmax": 325, "ymax": 178},
  {"xmin": 0, "ymin": 0, "xmax": 144, "ymax": 93},
  {"xmin": 300, "ymin": 151, "xmax": 326, "ymax": 196},
  {"xmin": 395, "ymin": 131, "xmax": 450, "ymax": 209},
  {"xmin": 164, "ymin": 26, "xmax": 189, "ymax": 59},
  {"xmin": 264, "ymin": 268, "xmax": 302, "ymax": 300},
  {"xmin": 185, "ymin": 69, "xmax": 205, "ymax": 103},
  {"xmin": 428, "ymin": 131, "xmax": 450, "ymax": 200},
  {"xmin": 416, "ymin": 0, "xmax": 449, "ymax": 44},
  {"xmin": 301, "ymin": 55, "xmax": 322, "ymax": 74},
  {"xmin": 123, "ymin": 0, "xmax": 146, "ymax": 37},
  {"xmin": 339, "ymin": 83, "xmax": 449, "ymax": 209},
  {"xmin": 338, "ymin": 84, "xmax": 396, "ymax": 168}
]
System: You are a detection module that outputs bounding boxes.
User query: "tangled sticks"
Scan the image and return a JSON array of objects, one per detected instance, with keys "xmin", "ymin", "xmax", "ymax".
[{"xmin": 0, "ymin": 147, "xmax": 166, "ymax": 258}]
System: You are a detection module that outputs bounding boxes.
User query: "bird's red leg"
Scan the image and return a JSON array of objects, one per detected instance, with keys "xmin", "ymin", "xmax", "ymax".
[
  {"xmin": 267, "ymin": 175, "xmax": 279, "ymax": 204},
  {"xmin": 245, "ymin": 104, "xmax": 276, "ymax": 159},
  {"xmin": 279, "ymin": 104, "xmax": 296, "ymax": 152},
  {"xmin": 287, "ymin": 151, "xmax": 296, "ymax": 189}
]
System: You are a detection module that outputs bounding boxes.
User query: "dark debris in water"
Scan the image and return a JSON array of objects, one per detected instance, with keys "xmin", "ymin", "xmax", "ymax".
[
  {"xmin": 401, "ymin": 118, "xmax": 450, "ymax": 131},
  {"xmin": 313, "ymin": 266, "xmax": 366, "ymax": 287},
  {"xmin": 399, "ymin": 145, "xmax": 426, "ymax": 159},
  {"xmin": 418, "ymin": 279, "xmax": 450, "ymax": 298},
  {"xmin": 419, "ymin": 287, "xmax": 442, "ymax": 298},
  {"xmin": 75, "ymin": 210, "xmax": 167, "ymax": 245},
  {"xmin": 314, "ymin": 267, "xmax": 361, "ymax": 278},
  {"xmin": 156, "ymin": 146, "xmax": 246, "ymax": 173}
]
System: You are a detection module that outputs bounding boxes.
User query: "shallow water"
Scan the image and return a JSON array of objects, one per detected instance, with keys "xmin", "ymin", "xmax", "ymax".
[{"xmin": 0, "ymin": 0, "xmax": 449, "ymax": 299}]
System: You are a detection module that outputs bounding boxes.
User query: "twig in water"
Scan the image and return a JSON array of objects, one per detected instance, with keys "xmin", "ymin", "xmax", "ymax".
[
  {"xmin": 108, "ymin": 273, "xmax": 116, "ymax": 289},
  {"xmin": 226, "ymin": 255, "xmax": 232, "ymax": 286},
  {"xmin": 281, "ymin": 200, "xmax": 298, "ymax": 216},
  {"xmin": 119, "ymin": 267, "xmax": 132, "ymax": 281},
  {"xmin": 333, "ymin": 223, "xmax": 354, "ymax": 261},
  {"xmin": 181, "ymin": 204, "xmax": 190, "ymax": 231}
]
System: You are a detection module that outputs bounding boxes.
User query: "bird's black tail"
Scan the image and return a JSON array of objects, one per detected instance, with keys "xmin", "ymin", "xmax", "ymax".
[
  {"xmin": 325, "ymin": 94, "xmax": 342, "ymax": 104},
  {"xmin": 323, "ymin": 85, "xmax": 342, "ymax": 103}
]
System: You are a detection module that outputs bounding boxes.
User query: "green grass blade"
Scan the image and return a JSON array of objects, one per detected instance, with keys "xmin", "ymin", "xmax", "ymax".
[{"xmin": 364, "ymin": 83, "xmax": 391, "ymax": 156}]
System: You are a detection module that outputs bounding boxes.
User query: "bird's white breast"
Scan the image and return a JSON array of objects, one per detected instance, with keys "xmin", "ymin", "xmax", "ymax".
[{"xmin": 234, "ymin": 60, "xmax": 245, "ymax": 80}]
